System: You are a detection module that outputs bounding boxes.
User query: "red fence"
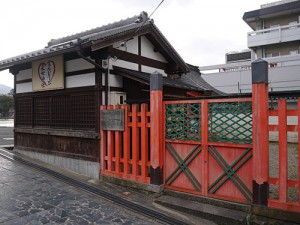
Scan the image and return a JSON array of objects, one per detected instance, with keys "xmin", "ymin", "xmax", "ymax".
[
  {"xmin": 164, "ymin": 98, "xmax": 253, "ymax": 203},
  {"xmin": 268, "ymin": 98, "xmax": 300, "ymax": 213},
  {"xmin": 99, "ymin": 60, "xmax": 300, "ymax": 214},
  {"xmin": 100, "ymin": 104, "xmax": 151, "ymax": 183}
]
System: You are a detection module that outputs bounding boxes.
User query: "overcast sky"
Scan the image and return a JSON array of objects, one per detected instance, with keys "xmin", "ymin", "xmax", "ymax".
[{"xmin": 0, "ymin": 0, "xmax": 273, "ymax": 88}]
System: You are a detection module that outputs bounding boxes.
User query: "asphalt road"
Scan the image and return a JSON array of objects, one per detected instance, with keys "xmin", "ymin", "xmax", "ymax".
[{"xmin": 0, "ymin": 127, "xmax": 14, "ymax": 147}]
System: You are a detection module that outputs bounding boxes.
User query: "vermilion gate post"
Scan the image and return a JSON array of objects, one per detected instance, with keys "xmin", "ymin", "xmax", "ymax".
[{"xmin": 251, "ymin": 59, "xmax": 269, "ymax": 206}]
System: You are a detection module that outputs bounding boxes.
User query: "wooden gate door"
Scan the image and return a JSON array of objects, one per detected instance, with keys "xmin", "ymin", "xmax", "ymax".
[{"xmin": 164, "ymin": 98, "xmax": 253, "ymax": 204}]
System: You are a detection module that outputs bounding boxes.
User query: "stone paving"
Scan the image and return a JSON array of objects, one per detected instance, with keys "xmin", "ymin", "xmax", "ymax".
[{"xmin": 0, "ymin": 156, "xmax": 160, "ymax": 225}]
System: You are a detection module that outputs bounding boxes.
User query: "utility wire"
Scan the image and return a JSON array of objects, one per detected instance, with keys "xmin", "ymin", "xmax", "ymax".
[{"xmin": 120, "ymin": 0, "xmax": 165, "ymax": 48}]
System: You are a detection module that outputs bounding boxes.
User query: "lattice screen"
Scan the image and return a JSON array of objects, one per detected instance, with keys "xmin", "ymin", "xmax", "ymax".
[
  {"xmin": 34, "ymin": 97, "xmax": 50, "ymax": 127},
  {"xmin": 51, "ymin": 95, "xmax": 71, "ymax": 129},
  {"xmin": 15, "ymin": 98, "xmax": 32, "ymax": 127},
  {"xmin": 208, "ymin": 102, "xmax": 252, "ymax": 144},
  {"xmin": 15, "ymin": 92, "xmax": 96, "ymax": 131},
  {"xmin": 165, "ymin": 103, "xmax": 201, "ymax": 141}
]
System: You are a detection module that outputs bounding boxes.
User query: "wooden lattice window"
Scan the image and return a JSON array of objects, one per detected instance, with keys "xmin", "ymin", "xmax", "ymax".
[
  {"xmin": 72, "ymin": 94, "xmax": 96, "ymax": 130},
  {"xmin": 34, "ymin": 97, "xmax": 50, "ymax": 127},
  {"xmin": 15, "ymin": 98, "xmax": 32, "ymax": 127},
  {"xmin": 51, "ymin": 95, "xmax": 71, "ymax": 129},
  {"xmin": 15, "ymin": 92, "xmax": 96, "ymax": 131}
]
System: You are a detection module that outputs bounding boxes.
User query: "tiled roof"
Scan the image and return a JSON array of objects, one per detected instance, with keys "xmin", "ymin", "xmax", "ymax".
[
  {"xmin": 112, "ymin": 66, "xmax": 205, "ymax": 92},
  {"xmin": 47, "ymin": 12, "xmax": 148, "ymax": 46},
  {"xmin": 0, "ymin": 13, "xmax": 146, "ymax": 71},
  {"xmin": 0, "ymin": 11, "xmax": 188, "ymax": 72},
  {"xmin": 179, "ymin": 64, "xmax": 225, "ymax": 95}
]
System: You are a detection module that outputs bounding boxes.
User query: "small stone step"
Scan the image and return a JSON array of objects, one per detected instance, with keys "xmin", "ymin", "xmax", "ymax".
[{"xmin": 154, "ymin": 195, "xmax": 249, "ymax": 225}]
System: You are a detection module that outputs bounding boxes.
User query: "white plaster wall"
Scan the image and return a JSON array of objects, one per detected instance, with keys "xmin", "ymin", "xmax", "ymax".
[
  {"xmin": 16, "ymin": 69, "xmax": 32, "ymax": 81},
  {"xmin": 65, "ymin": 58, "xmax": 95, "ymax": 73},
  {"xmin": 66, "ymin": 73, "xmax": 95, "ymax": 88},
  {"xmin": 141, "ymin": 36, "xmax": 167, "ymax": 62},
  {"xmin": 16, "ymin": 82, "xmax": 32, "ymax": 93},
  {"xmin": 113, "ymin": 36, "xmax": 138, "ymax": 54},
  {"xmin": 141, "ymin": 65, "xmax": 166, "ymax": 76},
  {"xmin": 101, "ymin": 73, "xmax": 123, "ymax": 88}
]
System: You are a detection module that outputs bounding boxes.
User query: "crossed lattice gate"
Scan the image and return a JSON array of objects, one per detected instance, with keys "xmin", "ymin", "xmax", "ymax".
[{"xmin": 164, "ymin": 98, "xmax": 253, "ymax": 203}]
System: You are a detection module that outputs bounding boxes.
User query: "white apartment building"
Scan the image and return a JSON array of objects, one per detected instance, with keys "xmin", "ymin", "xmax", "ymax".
[{"xmin": 200, "ymin": 0, "xmax": 300, "ymax": 94}]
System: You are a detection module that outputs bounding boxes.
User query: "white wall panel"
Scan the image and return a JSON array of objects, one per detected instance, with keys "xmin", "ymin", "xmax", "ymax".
[
  {"xmin": 16, "ymin": 82, "xmax": 32, "ymax": 93},
  {"xmin": 141, "ymin": 36, "xmax": 167, "ymax": 62},
  {"xmin": 16, "ymin": 69, "xmax": 32, "ymax": 81},
  {"xmin": 109, "ymin": 74, "xmax": 123, "ymax": 87},
  {"xmin": 65, "ymin": 58, "xmax": 95, "ymax": 73},
  {"xmin": 66, "ymin": 73, "xmax": 95, "ymax": 88},
  {"xmin": 113, "ymin": 36, "xmax": 138, "ymax": 54},
  {"xmin": 101, "ymin": 74, "xmax": 123, "ymax": 88}
]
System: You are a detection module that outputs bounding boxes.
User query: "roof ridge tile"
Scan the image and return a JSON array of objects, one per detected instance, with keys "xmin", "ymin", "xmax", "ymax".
[{"xmin": 47, "ymin": 11, "xmax": 148, "ymax": 47}]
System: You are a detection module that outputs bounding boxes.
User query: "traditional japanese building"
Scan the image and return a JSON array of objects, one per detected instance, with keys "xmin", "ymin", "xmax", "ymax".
[{"xmin": 0, "ymin": 12, "xmax": 218, "ymax": 178}]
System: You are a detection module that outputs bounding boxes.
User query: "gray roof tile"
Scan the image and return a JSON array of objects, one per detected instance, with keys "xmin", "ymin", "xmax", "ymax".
[
  {"xmin": 0, "ymin": 12, "xmax": 148, "ymax": 71},
  {"xmin": 112, "ymin": 66, "xmax": 205, "ymax": 92},
  {"xmin": 0, "ymin": 11, "xmax": 188, "ymax": 75},
  {"xmin": 179, "ymin": 64, "xmax": 225, "ymax": 95}
]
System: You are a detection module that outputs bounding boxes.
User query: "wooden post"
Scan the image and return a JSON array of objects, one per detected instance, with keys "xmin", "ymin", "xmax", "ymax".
[
  {"xmin": 150, "ymin": 72, "xmax": 163, "ymax": 185},
  {"xmin": 298, "ymin": 99, "xmax": 300, "ymax": 205},
  {"xmin": 278, "ymin": 99, "xmax": 288, "ymax": 203},
  {"xmin": 201, "ymin": 100, "xmax": 208, "ymax": 196},
  {"xmin": 252, "ymin": 58, "xmax": 269, "ymax": 206}
]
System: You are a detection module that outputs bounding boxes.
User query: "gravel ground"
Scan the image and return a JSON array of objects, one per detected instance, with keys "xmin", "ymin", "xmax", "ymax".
[{"xmin": 269, "ymin": 142, "xmax": 299, "ymax": 202}]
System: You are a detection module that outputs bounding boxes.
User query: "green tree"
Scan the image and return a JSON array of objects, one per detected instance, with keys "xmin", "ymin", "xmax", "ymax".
[
  {"xmin": 0, "ymin": 95, "xmax": 14, "ymax": 117},
  {"xmin": 7, "ymin": 89, "xmax": 14, "ymax": 95}
]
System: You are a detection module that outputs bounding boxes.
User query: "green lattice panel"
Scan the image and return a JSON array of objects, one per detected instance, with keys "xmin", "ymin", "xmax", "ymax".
[
  {"xmin": 208, "ymin": 102, "xmax": 252, "ymax": 144},
  {"xmin": 165, "ymin": 103, "xmax": 201, "ymax": 141}
]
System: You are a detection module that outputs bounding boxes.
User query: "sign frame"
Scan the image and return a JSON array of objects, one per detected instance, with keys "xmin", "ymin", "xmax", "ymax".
[
  {"xmin": 101, "ymin": 109, "xmax": 125, "ymax": 131},
  {"xmin": 32, "ymin": 55, "xmax": 64, "ymax": 92}
]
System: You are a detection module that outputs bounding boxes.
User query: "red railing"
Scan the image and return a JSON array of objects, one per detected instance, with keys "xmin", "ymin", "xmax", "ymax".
[
  {"xmin": 100, "ymin": 104, "xmax": 151, "ymax": 183},
  {"xmin": 268, "ymin": 98, "xmax": 300, "ymax": 213}
]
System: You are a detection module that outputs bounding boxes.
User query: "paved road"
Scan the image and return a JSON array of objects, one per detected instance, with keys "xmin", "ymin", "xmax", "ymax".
[
  {"xmin": 0, "ymin": 155, "xmax": 160, "ymax": 225},
  {"xmin": 0, "ymin": 127, "xmax": 14, "ymax": 146}
]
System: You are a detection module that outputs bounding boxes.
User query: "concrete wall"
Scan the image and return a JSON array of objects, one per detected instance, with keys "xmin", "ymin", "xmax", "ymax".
[{"xmin": 15, "ymin": 148, "xmax": 100, "ymax": 179}]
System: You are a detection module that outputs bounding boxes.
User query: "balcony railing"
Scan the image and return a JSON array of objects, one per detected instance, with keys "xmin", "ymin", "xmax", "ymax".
[
  {"xmin": 247, "ymin": 23, "xmax": 300, "ymax": 48},
  {"xmin": 199, "ymin": 54, "xmax": 300, "ymax": 94}
]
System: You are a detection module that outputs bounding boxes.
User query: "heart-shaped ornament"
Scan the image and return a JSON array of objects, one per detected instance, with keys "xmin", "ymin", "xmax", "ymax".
[{"xmin": 38, "ymin": 60, "xmax": 55, "ymax": 87}]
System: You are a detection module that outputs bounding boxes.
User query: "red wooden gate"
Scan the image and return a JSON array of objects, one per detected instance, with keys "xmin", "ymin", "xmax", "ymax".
[{"xmin": 164, "ymin": 98, "xmax": 253, "ymax": 203}]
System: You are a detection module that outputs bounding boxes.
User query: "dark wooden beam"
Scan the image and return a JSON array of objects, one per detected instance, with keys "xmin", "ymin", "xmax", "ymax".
[
  {"xmin": 138, "ymin": 35, "xmax": 142, "ymax": 72},
  {"xmin": 108, "ymin": 47, "xmax": 168, "ymax": 71},
  {"xmin": 65, "ymin": 68, "xmax": 96, "ymax": 77},
  {"xmin": 15, "ymin": 79, "xmax": 32, "ymax": 84}
]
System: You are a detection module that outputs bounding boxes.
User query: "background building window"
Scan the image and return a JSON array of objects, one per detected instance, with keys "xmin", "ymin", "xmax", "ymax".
[
  {"xmin": 265, "ymin": 52, "xmax": 280, "ymax": 58},
  {"xmin": 289, "ymin": 50, "xmax": 299, "ymax": 55},
  {"xmin": 289, "ymin": 21, "xmax": 298, "ymax": 29}
]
